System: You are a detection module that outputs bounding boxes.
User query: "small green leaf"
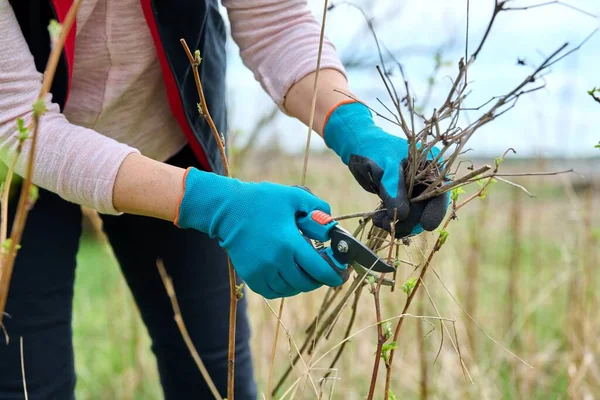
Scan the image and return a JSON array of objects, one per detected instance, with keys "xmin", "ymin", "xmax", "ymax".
[
  {"xmin": 438, "ymin": 228, "xmax": 449, "ymax": 247},
  {"xmin": 381, "ymin": 341, "xmax": 399, "ymax": 353},
  {"xmin": 380, "ymin": 341, "xmax": 399, "ymax": 364},
  {"xmin": 383, "ymin": 321, "xmax": 393, "ymax": 339},
  {"xmin": 595, "ymin": 142, "xmax": 600, "ymax": 149},
  {"xmin": 32, "ymin": 99, "xmax": 47, "ymax": 117},
  {"xmin": 194, "ymin": 50, "xmax": 202, "ymax": 64},
  {"xmin": 366, "ymin": 275, "xmax": 376, "ymax": 285},
  {"xmin": 451, "ymin": 187, "xmax": 466, "ymax": 202},
  {"xmin": 16, "ymin": 118, "xmax": 30, "ymax": 142},
  {"xmin": 401, "ymin": 277, "xmax": 417, "ymax": 296},
  {"xmin": 47, "ymin": 19, "xmax": 62, "ymax": 42},
  {"xmin": 388, "ymin": 390, "xmax": 397, "ymax": 400},
  {"xmin": 16, "ymin": 118, "xmax": 27, "ymax": 133},
  {"xmin": 494, "ymin": 157, "xmax": 503, "ymax": 168},
  {"xmin": 197, "ymin": 103, "xmax": 203, "ymax": 115}
]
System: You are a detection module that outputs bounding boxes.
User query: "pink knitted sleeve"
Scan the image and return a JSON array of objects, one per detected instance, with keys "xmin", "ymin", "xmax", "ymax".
[
  {"xmin": 0, "ymin": 1, "xmax": 139, "ymax": 215},
  {"xmin": 223, "ymin": 0, "xmax": 347, "ymax": 108}
]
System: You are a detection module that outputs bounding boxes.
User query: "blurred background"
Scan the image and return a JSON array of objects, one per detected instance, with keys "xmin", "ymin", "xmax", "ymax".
[{"xmin": 70, "ymin": 0, "xmax": 599, "ymax": 399}]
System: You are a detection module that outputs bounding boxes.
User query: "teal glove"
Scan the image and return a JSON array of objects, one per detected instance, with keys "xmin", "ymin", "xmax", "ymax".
[
  {"xmin": 323, "ymin": 101, "xmax": 449, "ymax": 238},
  {"xmin": 175, "ymin": 168, "xmax": 347, "ymax": 299}
]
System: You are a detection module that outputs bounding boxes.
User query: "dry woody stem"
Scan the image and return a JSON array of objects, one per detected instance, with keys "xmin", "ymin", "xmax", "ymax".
[
  {"xmin": 157, "ymin": 260, "xmax": 222, "ymax": 400},
  {"xmin": 0, "ymin": 0, "xmax": 84, "ymax": 324},
  {"xmin": 180, "ymin": 38, "xmax": 238, "ymax": 400}
]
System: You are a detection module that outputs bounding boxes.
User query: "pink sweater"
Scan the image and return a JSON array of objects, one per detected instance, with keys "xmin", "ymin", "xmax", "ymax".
[{"xmin": 0, "ymin": 0, "xmax": 345, "ymax": 214}]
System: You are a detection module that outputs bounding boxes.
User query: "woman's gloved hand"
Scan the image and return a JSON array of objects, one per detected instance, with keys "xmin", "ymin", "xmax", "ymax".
[
  {"xmin": 323, "ymin": 100, "xmax": 449, "ymax": 238},
  {"xmin": 175, "ymin": 168, "xmax": 347, "ymax": 299}
]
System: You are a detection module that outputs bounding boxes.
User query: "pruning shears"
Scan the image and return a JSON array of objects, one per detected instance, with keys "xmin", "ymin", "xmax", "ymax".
[{"xmin": 297, "ymin": 210, "xmax": 396, "ymax": 286}]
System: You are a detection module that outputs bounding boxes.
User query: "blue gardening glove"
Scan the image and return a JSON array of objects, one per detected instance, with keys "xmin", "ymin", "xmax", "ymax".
[
  {"xmin": 323, "ymin": 101, "xmax": 449, "ymax": 238},
  {"xmin": 174, "ymin": 168, "xmax": 347, "ymax": 299}
]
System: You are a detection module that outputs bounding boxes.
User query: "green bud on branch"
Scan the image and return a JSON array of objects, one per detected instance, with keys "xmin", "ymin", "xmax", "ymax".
[
  {"xmin": 32, "ymin": 99, "xmax": 47, "ymax": 117},
  {"xmin": 235, "ymin": 283, "xmax": 245, "ymax": 299},
  {"xmin": 1, "ymin": 239, "xmax": 21, "ymax": 253},
  {"xmin": 383, "ymin": 320, "xmax": 393, "ymax": 339},
  {"xmin": 47, "ymin": 19, "xmax": 62, "ymax": 45},
  {"xmin": 450, "ymin": 187, "xmax": 466, "ymax": 203},
  {"xmin": 401, "ymin": 277, "xmax": 417, "ymax": 296}
]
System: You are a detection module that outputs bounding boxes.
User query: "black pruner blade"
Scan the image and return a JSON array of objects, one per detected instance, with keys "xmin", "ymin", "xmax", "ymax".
[{"xmin": 329, "ymin": 226, "xmax": 395, "ymax": 273}]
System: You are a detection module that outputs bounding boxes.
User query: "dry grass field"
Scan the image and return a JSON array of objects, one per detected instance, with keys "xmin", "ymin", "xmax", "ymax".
[{"xmin": 71, "ymin": 152, "xmax": 599, "ymax": 399}]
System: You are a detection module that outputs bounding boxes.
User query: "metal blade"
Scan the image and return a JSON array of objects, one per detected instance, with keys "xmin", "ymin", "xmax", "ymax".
[{"xmin": 329, "ymin": 227, "xmax": 395, "ymax": 273}]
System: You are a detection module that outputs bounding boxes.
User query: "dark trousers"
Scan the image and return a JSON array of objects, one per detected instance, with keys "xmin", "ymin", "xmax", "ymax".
[{"xmin": 0, "ymin": 146, "xmax": 257, "ymax": 399}]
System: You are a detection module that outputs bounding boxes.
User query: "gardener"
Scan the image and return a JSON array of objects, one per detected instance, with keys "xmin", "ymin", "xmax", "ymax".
[{"xmin": 0, "ymin": 0, "xmax": 447, "ymax": 398}]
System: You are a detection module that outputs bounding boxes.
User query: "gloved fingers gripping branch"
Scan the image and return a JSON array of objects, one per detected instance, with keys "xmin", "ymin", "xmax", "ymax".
[{"xmin": 323, "ymin": 100, "xmax": 449, "ymax": 238}]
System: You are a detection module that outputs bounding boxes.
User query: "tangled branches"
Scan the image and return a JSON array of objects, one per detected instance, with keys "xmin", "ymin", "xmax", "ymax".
[{"xmin": 273, "ymin": 1, "xmax": 596, "ymax": 398}]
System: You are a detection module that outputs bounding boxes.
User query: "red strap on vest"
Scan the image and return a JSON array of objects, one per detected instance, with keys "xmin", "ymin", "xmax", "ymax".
[
  {"xmin": 50, "ymin": 0, "xmax": 76, "ymax": 106},
  {"xmin": 140, "ymin": 0, "xmax": 212, "ymax": 172}
]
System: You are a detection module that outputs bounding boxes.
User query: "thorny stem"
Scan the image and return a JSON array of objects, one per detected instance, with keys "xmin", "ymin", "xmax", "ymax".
[
  {"xmin": 157, "ymin": 260, "xmax": 222, "ymax": 400},
  {"xmin": 0, "ymin": 0, "xmax": 83, "ymax": 323},
  {"xmin": 180, "ymin": 39, "xmax": 236, "ymax": 399}
]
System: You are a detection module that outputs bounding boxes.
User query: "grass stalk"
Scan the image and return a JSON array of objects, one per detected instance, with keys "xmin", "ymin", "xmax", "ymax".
[
  {"xmin": 507, "ymin": 188, "xmax": 522, "ymax": 396},
  {"xmin": 157, "ymin": 260, "xmax": 222, "ymax": 400},
  {"xmin": 464, "ymin": 196, "xmax": 488, "ymax": 357}
]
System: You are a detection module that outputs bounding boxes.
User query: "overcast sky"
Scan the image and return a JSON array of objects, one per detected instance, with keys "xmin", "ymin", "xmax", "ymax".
[{"xmin": 221, "ymin": 0, "xmax": 600, "ymax": 158}]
